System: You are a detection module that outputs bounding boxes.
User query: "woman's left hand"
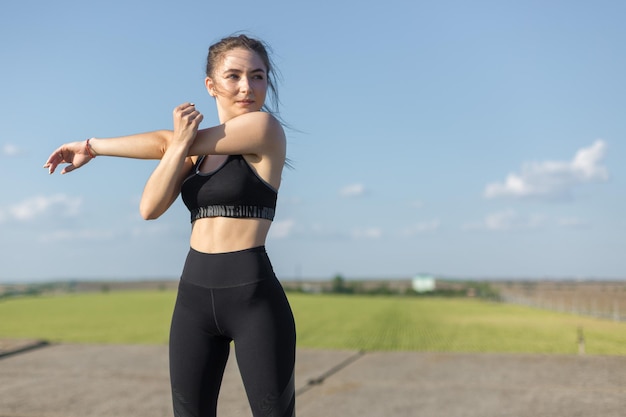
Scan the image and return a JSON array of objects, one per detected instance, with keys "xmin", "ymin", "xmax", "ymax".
[{"xmin": 43, "ymin": 141, "xmax": 93, "ymax": 175}]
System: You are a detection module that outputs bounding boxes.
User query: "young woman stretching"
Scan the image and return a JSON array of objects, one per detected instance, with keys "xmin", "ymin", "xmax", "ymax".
[{"xmin": 44, "ymin": 34, "xmax": 296, "ymax": 417}]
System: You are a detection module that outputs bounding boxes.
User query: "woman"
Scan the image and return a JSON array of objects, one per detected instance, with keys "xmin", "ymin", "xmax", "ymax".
[{"xmin": 44, "ymin": 34, "xmax": 296, "ymax": 417}]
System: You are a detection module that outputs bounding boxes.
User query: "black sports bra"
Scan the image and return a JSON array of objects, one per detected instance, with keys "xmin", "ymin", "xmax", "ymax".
[{"xmin": 181, "ymin": 155, "xmax": 277, "ymax": 223}]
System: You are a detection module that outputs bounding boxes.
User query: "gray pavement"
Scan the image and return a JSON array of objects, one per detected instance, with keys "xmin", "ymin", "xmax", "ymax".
[{"xmin": 1, "ymin": 339, "xmax": 626, "ymax": 417}]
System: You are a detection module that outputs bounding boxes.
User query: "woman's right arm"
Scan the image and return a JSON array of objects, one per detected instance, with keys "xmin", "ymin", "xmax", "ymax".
[
  {"xmin": 139, "ymin": 103, "xmax": 203, "ymax": 220},
  {"xmin": 44, "ymin": 130, "xmax": 174, "ymax": 175}
]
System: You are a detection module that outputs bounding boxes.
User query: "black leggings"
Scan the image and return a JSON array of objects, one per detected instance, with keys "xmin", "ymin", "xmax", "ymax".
[{"xmin": 169, "ymin": 246, "xmax": 296, "ymax": 417}]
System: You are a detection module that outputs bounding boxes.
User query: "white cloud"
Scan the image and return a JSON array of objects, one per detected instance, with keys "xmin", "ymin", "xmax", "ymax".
[
  {"xmin": 269, "ymin": 219, "xmax": 296, "ymax": 239},
  {"xmin": 130, "ymin": 223, "xmax": 174, "ymax": 238},
  {"xmin": 464, "ymin": 209, "xmax": 546, "ymax": 231},
  {"xmin": 0, "ymin": 194, "xmax": 82, "ymax": 223},
  {"xmin": 339, "ymin": 183, "xmax": 366, "ymax": 198},
  {"xmin": 402, "ymin": 219, "xmax": 440, "ymax": 236},
  {"xmin": 416, "ymin": 219, "xmax": 440, "ymax": 232},
  {"xmin": 307, "ymin": 223, "xmax": 347, "ymax": 240},
  {"xmin": 38, "ymin": 228, "xmax": 116, "ymax": 243},
  {"xmin": 484, "ymin": 140, "xmax": 609, "ymax": 200},
  {"xmin": 351, "ymin": 227, "xmax": 382, "ymax": 239},
  {"xmin": 1, "ymin": 143, "xmax": 21, "ymax": 156},
  {"xmin": 557, "ymin": 216, "xmax": 588, "ymax": 228}
]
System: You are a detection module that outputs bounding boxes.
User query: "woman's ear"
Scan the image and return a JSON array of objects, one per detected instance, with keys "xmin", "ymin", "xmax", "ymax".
[{"xmin": 205, "ymin": 77, "xmax": 216, "ymax": 97}]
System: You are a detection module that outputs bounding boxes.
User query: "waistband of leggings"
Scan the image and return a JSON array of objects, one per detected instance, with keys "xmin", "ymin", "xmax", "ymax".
[{"xmin": 180, "ymin": 246, "xmax": 275, "ymax": 288}]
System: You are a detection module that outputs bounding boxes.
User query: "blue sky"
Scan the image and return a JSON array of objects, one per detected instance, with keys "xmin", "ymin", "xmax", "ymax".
[{"xmin": 1, "ymin": 0, "xmax": 624, "ymax": 283}]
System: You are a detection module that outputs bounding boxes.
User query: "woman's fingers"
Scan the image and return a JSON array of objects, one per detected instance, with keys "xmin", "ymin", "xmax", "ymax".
[
  {"xmin": 173, "ymin": 102, "xmax": 196, "ymax": 117},
  {"xmin": 174, "ymin": 103, "xmax": 203, "ymax": 127},
  {"xmin": 61, "ymin": 164, "xmax": 77, "ymax": 174},
  {"xmin": 43, "ymin": 142, "xmax": 90, "ymax": 175},
  {"xmin": 171, "ymin": 103, "xmax": 202, "ymax": 146},
  {"xmin": 43, "ymin": 148, "xmax": 64, "ymax": 174},
  {"xmin": 193, "ymin": 112, "xmax": 204, "ymax": 127}
]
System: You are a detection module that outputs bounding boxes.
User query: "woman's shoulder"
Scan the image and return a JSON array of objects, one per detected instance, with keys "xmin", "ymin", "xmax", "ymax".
[
  {"xmin": 239, "ymin": 111, "xmax": 284, "ymax": 133},
  {"xmin": 234, "ymin": 112, "xmax": 286, "ymax": 149}
]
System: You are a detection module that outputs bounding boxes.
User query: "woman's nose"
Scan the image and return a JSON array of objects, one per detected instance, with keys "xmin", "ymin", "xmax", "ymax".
[{"xmin": 239, "ymin": 77, "xmax": 251, "ymax": 92}]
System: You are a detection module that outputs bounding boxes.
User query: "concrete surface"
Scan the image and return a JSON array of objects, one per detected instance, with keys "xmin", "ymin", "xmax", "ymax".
[{"xmin": 1, "ymin": 339, "xmax": 625, "ymax": 417}]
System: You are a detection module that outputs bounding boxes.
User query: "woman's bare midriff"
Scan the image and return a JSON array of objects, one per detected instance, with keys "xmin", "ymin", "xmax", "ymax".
[{"xmin": 189, "ymin": 216, "xmax": 272, "ymax": 253}]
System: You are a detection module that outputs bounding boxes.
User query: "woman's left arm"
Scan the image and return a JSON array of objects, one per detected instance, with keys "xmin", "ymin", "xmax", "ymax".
[{"xmin": 44, "ymin": 130, "xmax": 173, "ymax": 175}]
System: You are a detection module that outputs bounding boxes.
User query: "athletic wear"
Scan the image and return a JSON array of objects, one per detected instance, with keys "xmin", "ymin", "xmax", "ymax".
[
  {"xmin": 181, "ymin": 155, "xmax": 277, "ymax": 222},
  {"xmin": 169, "ymin": 247, "xmax": 296, "ymax": 417},
  {"xmin": 173, "ymin": 154, "xmax": 294, "ymax": 416}
]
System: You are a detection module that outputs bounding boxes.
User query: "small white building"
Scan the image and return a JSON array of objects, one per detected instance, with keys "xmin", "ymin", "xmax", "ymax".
[{"xmin": 412, "ymin": 274, "xmax": 436, "ymax": 293}]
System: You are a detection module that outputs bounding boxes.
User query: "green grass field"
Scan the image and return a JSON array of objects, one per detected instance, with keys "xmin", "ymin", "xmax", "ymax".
[{"xmin": 2, "ymin": 290, "xmax": 626, "ymax": 355}]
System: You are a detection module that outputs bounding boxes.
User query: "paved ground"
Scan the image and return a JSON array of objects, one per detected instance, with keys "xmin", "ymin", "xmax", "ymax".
[{"xmin": 1, "ymin": 339, "xmax": 626, "ymax": 417}]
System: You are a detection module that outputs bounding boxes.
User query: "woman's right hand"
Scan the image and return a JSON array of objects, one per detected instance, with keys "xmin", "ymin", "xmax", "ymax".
[
  {"xmin": 171, "ymin": 102, "xmax": 203, "ymax": 148},
  {"xmin": 43, "ymin": 140, "xmax": 94, "ymax": 175}
]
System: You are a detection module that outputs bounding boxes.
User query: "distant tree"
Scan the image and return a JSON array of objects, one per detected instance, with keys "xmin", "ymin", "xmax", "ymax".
[{"xmin": 331, "ymin": 274, "xmax": 353, "ymax": 294}]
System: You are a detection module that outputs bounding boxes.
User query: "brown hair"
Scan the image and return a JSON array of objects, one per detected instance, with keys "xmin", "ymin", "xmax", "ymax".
[{"xmin": 206, "ymin": 34, "xmax": 281, "ymax": 117}]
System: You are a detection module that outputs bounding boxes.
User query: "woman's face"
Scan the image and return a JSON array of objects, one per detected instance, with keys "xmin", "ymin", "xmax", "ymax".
[{"xmin": 206, "ymin": 47, "xmax": 268, "ymax": 122}]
